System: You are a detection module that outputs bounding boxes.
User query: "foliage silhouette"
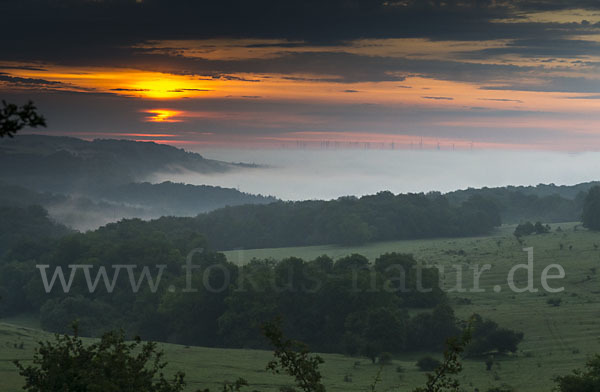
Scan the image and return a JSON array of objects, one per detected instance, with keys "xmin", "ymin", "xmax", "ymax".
[
  {"xmin": 0, "ymin": 100, "xmax": 46, "ymax": 138},
  {"xmin": 554, "ymin": 355, "xmax": 600, "ymax": 392},
  {"xmin": 14, "ymin": 323, "xmax": 186, "ymax": 392},
  {"xmin": 413, "ymin": 322, "xmax": 472, "ymax": 392},
  {"xmin": 263, "ymin": 318, "xmax": 326, "ymax": 392}
]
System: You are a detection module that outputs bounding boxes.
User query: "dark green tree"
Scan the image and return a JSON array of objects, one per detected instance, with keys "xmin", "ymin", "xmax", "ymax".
[
  {"xmin": 14, "ymin": 325, "xmax": 186, "ymax": 392},
  {"xmin": 583, "ymin": 186, "xmax": 600, "ymax": 230},
  {"xmin": 466, "ymin": 314, "xmax": 523, "ymax": 356},
  {"xmin": 534, "ymin": 221, "xmax": 550, "ymax": 234},
  {"xmin": 0, "ymin": 100, "xmax": 46, "ymax": 137},
  {"xmin": 514, "ymin": 221, "xmax": 535, "ymax": 238},
  {"xmin": 554, "ymin": 355, "xmax": 600, "ymax": 392}
]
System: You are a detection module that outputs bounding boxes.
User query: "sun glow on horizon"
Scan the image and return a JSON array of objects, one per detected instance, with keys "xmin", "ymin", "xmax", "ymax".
[
  {"xmin": 130, "ymin": 78, "xmax": 214, "ymax": 99},
  {"xmin": 3, "ymin": 63, "xmax": 600, "ymax": 115},
  {"xmin": 143, "ymin": 109, "xmax": 184, "ymax": 122},
  {"xmin": 2, "ymin": 48, "xmax": 600, "ymax": 150},
  {"xmin": 0, "ymin": 65, "xmax": 217, "ymax": 100}
]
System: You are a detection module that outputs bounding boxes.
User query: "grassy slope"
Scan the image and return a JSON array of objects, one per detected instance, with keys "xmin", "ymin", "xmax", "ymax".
[
  {"xmin": 223, "ymin": 222, "xmax": 600, "ymax": 391},
  {"xmin": 2, "ymin": 222, "xmax": 599, "ymax": 391},
  {"xmin": 0, "ymin": 320, "xmax": 419, "ymax": 392}
]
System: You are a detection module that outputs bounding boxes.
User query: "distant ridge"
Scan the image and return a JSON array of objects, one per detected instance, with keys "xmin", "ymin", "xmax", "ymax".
[
  {"xmin": 0, "ymin": 135, "xmax": 274, "ymax": 230},
  {"xmin": 0, "ymin": 134, "xmax": 253, "ymax": 193}
]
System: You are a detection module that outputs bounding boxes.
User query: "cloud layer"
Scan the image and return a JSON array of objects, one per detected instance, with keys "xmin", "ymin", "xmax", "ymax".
[{"xmin": 1, "ymin": 0, "xmax": 600, "ymax": 150}]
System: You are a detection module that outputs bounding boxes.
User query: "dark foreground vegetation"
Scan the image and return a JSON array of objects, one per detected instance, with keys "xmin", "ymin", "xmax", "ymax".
[
  {"xmin": 12, "ymin": 319, "xmax": 593, "ymax": 392},
  {"xmin": 11, "ymin": 319, "xmax": 475, "ymax": 392}
]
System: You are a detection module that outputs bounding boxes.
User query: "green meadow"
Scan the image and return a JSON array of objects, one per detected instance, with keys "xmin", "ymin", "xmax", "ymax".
[{"xmin": 2, "ymin": 222, "xmax": 600, "ymax": 392}]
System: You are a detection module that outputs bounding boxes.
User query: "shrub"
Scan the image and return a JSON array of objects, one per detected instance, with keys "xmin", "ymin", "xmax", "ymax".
[
  {"xmin": 547, "ymin": 298, "xmax": 562, "ymax": 307},
  {"xmin": 487, "ymin": 385, "xmax": 514, "ymax": 392},
  {"xmin": 467, "ymin": 314, "xmax": 524, "ymax": 356},
  {"xmin": 379, "ymin": 352, "xmax": 393, "ymax": 365},
  {"xmin": 14, "ymin": 326, "xmax": 186, "ymax": 392}
]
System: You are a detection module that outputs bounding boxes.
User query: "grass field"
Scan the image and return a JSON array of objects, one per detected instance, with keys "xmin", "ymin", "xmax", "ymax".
[{"xmin": 2, "ymin": 222, "xmax": 600, "ymax": 391}]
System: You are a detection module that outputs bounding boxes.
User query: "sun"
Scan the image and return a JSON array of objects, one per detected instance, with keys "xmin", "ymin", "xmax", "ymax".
[
  {"xmin": 130, "ymin": 75, "xmax": 213, "ymax": 99},
  {"xmin": 143, "ymin": 109, "xmax": 183, "ymax": 122}
]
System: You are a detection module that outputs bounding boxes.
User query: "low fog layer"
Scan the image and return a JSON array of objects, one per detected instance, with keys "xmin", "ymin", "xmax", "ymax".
[{"xmin": 152, "ymin": 149, "xmax": 600, "ymax": 200}]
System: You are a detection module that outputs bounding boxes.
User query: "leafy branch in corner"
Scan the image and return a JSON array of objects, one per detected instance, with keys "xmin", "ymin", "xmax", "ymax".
[
  {"xmin": 263, "ymin": 318, "xmax": 326, "ymax": 392},
  {"xmin": 412, "ymin": 321, "xmax": 473, "ymax": 392},
  {"xmin": 0, "ymin": 100, "xmax": 46, "ymax": 137}
]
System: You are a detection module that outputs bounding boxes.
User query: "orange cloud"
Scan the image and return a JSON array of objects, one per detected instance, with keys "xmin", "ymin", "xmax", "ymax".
[
  {"xmin": 1, "ymin": 63, "xmax": 599, "ymax": 117},
  {"xmin": 0, "ymin": 65, "xmax": 217, "ymax": 99}
]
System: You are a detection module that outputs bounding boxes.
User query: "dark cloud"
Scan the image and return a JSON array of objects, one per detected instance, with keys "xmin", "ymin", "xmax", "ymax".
[
  {"xmin": 463, "ymin": 38, "xmax": 600, "ymax": 59},
  {"xmin": 0, "ymin": 0, "xmax": 598, "ymax": 95},
  {"xmin": 167, "ymin": 88, "xmax": 213, "ymax": 92},
  {"xmin": 481, "ymin": 76, "xmax": 600, "ymax": 93},
  {"xmin": 218, "ymin": 75, "xmax": 262, "ymax": 82},
  {"xmin": 1, "ymin": 0, "xmax": 598, "ymax": 64},
  {"xmin": 422, "ymin": 96, "xmax": 454, "ymax": 100},
  {"xmin": 128, "ymin": 50, "xmax": 534, "ymax": 84},
  {"xmin": 0, "ymin": 65, "xmax": 48, "ymax": 71},
  {"xmin": 0, "ymin": 73, "xmax": 64, "ymax": 87},
  {"xmin": 479, "ymin": 98, "xmax": 523, "ymax": 103},
  {"xmin": 564, "ymin": 94, "xmax": 600, "ymax": 99},
  {"xmin": 516, "ymin": 1, "xmax": 600, "ymax": 12},
  {"xmin": 110, "ymin": 88, "xmax": 150, "ymax": 92}
]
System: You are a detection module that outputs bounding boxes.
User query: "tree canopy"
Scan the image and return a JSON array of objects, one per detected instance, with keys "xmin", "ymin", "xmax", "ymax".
[
  {"xmin": 14, "ymin": 326, "xmax": 186, "ymax": 392},
  {"xmin": 554, "ymin": 355, "xmax": 600, "ymax": 392},
  {"xmin": 583, "ymin": 186, "xmax": 600, "ymax": 230}
]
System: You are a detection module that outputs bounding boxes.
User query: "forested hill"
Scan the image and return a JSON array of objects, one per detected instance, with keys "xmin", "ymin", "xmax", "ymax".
[
  {"xmin": 0, "ymin": 135, "xmax": 253, "ymax": 193},
  {"xmin": 144, "ymin": 191, "xmax": 501, "ymax": 250},
  {"xmin": 0, "ymin": 181, "xmax": 276, "ymax": 231},
  {"xmin": 0, "ymin": 135, "xmax": 276, "ymax": 230},
  {"xmin": 0, "ymin": 204, "xmax": 72, "ymax": 256},
  {"xmin": 129, "ymin": 181, "xmax": 598, "ymax": 250},
  {"xmin": 445, "ymin": 182, "xmax": 595, "ymax": 223},
  {"xmin": 104, "ymin": 181, "xmax": 276, "ymax": 214}
]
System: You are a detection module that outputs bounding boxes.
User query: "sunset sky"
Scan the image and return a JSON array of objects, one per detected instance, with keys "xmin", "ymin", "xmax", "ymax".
[{"xmin": 2, "ymin": 0, "xmax": 600, "ymax": 150}]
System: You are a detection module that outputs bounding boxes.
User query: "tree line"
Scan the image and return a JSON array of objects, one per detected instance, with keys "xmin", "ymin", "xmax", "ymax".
[
  {"xmin": 445, "ymin": 186, "xmax": 587, "ymax": 224},
  {"xmin": 144, "ymin": 191, "xmax": 501, "ymax": 250},
  {"xmin": 0, "ymin": 217, "xmax": 520, "ymax": 358}
]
